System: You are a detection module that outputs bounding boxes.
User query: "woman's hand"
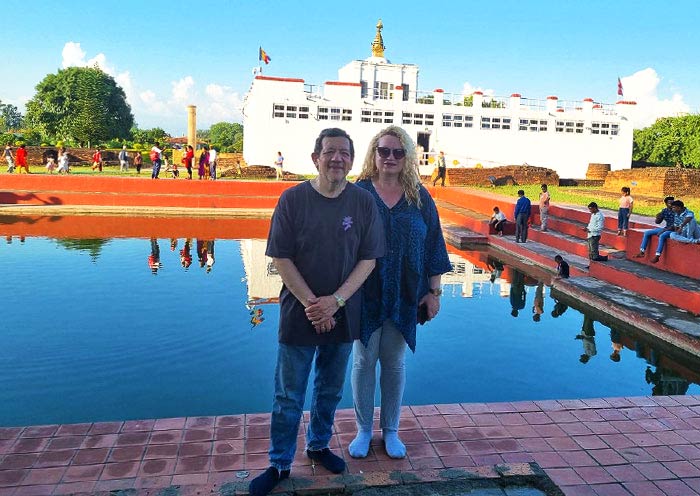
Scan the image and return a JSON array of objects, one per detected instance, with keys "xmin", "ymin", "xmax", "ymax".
[{"xmin": 418, "ymin": 293, "xmax": 441, "ymax": 321}]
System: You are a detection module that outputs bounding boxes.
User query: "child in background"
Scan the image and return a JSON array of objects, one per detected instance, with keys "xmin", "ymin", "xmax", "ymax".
[
  {"xmin": 554, "ymin": 254, "xmax": 570, "ymax": 279},
  {"xmin": 45, "ymin": 157, "xmax": 57, "ymax": 173},
  {"xmin": 618, "ymin": 187, "xmax": 634, "ymax": 236}
]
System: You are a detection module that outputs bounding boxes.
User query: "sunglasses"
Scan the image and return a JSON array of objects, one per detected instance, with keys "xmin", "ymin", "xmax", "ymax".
[{"xmin": 376, "ymin": 147, "xmax": 406, "ymax": 159}]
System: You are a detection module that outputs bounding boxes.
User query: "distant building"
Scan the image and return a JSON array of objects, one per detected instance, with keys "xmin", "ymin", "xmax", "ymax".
[{"xmin": 243, "ymin": 20, "xmax": 635, "ymax": 178}]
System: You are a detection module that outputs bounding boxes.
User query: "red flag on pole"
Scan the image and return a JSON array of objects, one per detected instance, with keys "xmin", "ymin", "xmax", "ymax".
[{"xmin": 617, "ymin": 77, "xmax": 623, "ymax": 97}]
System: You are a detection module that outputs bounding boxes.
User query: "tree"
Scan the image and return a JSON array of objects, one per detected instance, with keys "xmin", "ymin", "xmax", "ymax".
[
  {"xmin": 0, "ymin": 101, "xmax": 23, "ymax": 131},
  {"xmin": 209, "ymin": 122, "xmax": 243, "ymax": 151},
  {"xmin": 25, "ymin": 66, "xmax": 134, "ymax": 146},
  {"xmin": 130, "ymin": 126, "xmax": 169, "ymax": 145},
  {"xmin": 633, "ymin": 115, "xmax": 700, "ymax": 168}
]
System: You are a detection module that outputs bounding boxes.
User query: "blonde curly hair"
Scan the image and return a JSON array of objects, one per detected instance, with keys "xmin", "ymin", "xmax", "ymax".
[{"xmin": 357, "ymin": 125, "xmax": 422, "ymax": 207}]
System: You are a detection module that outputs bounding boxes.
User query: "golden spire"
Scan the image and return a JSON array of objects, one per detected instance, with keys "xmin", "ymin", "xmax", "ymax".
[{"xmin": 371, "ymin": 19, "xmax": 385, "ymax": 58}]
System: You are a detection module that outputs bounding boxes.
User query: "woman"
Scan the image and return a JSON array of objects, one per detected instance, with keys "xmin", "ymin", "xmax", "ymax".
[
  {"xmin": 350, "ymin": 126, "xmax": 451, "ymax": 459},
  {"xmin": 56, "ymin": 147, "xmax": 70, "ymax": 174},
  {"xmin": 617, "ymin": 186, "xmax": 633, "ymax": 236},
  {"xmin": 133, "ymin": 151, "xmax": 143, "ymax": 174},
  {"xmin": 198, "ymin": 148, "xmax": 209, "ymax": 180},
  {"xmin": 183, "ymin": 145, "xmax": 194, "ymax": 180}
]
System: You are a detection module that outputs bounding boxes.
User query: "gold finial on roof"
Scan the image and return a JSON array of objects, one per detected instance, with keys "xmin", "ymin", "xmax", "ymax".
[{"xmin": 371, "ymin": 19, "xmax": 385, "ymax": 58}]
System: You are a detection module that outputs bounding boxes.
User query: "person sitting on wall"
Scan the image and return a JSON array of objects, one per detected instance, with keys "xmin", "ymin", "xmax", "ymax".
[
  {"xmin": 634, "ymin": 196, "xmax": 675, "ymax": 261},
  {"xmin": 666, "ymin": 200, "xmax": 700, "ymax": 252},
  {"xmin": 489, "ymin": 206, "xmax": 507, "ymax": 236},
  {"xmin": 554, "ymin": 254, "xmax": 569, "ymax": 279}
]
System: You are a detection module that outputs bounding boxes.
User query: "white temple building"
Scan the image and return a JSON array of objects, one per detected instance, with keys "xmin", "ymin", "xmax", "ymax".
[{"xmin": 243, "ymin": 20, "xmax": 635, "ymax": 178}]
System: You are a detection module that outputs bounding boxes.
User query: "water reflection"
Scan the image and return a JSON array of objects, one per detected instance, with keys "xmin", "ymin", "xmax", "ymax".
[{"xmin": 2, "ymin": 231, "xmax": 699, "ymax": 417}]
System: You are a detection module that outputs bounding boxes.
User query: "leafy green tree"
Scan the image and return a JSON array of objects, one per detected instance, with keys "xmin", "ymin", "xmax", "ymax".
[
  {"xmin": 0, "ymin": 101, "xmax": 23, "ymax": 131},
  {"xmin": 130, "ymin": 126, "xmax": 169, "ymax": 145},
  {"xmin": 25, "ymin": 66, "xmax": 134, "ymax": 146},
  {"xmin": 209, "ymin": 122, "xmax": 243, "ymax": 151},
  {"xmin": 633, "ymin": 115, "xmax": 700, "ymax": 168}
]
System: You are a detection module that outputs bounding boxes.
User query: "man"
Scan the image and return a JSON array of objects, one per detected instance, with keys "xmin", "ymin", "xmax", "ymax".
[
  {"xmin": 209, "ymin": 146, "xmax": 218, "ymax": 180},
  {"xmin": 274, "ymin": 151, "xmax": 284, "ymax": 180},
  {"xmin": 90, "ymin": 147, "xmax": 103, "ymax": 172},
  {"xmin": 250, "ymin": 128, "xmax": 385, "ymax": 496},
  {"xmin": 15, "ymin": 143, "xmax": 28, "ymax": 173},
  {"xmin": 634, "ymin": 196, "xmax": 675, "ymax": 261},
  {"xmin": 514, "ymin": 189, "xmax": 531, "ymax": 243},
  {"xmin": 432, "ymin": 151, "xmax": 446, "ymax": 187},
  {"xmin": 3, "ymin": 144, "xmax": 14, "ymax": 173},
  {"xmin": 665, "ymin": 200, "xmax": 700, "ymax": 254},
  {"xmin": 583, "ymin": 202, "xmax": 608, "ymax": 262},
  {"xmin": 539, "ymin": 184, "xmax": 550, "ymax": 231},
  {"xmin": 118, "ymin": 145, "xmax": 129, "ymax": 172},
  {"xmin": 150, "ymin": 142, "xmax": 163, "ymax": 179}
]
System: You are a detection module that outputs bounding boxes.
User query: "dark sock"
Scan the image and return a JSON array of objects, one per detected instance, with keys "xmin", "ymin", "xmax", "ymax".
[
  {"xmin": 307, "ymin": 448, "xmax": 346, "ymax": 473},
  {"xmin": 249, "ymin": 466, "xmax": 289, "ymax": 496}
]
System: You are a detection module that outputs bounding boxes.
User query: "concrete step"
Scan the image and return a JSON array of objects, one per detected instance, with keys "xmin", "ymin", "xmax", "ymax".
[{"xmin": 544, "ymin": 216, "xmax": 628, "ymax": 250}]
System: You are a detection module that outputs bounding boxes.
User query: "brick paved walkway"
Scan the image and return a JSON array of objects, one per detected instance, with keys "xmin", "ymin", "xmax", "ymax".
[{"xmin": 2, "ymin": 396, "xmax": 700, "ymax": 495}]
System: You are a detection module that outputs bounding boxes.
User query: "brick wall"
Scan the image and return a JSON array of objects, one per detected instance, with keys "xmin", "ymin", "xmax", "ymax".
[
  {"xmin": 604, "ymin": 167, "xmax": 700, "ymax": 196},
  {"xmin": 436, "ymin": 166, "xmax": 559, "ymax": 187}
]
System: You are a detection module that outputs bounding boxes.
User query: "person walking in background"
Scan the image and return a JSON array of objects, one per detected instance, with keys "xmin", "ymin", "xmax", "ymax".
[
  {"xmin": 432, "ymin": 150, "xmax": 447, "ymax": 187},
  {"xmin": 90, "ymin": 147, "xmax": 103, "ymax": 172},
  {"xmin": 56, "ymin": 147, "xmax": 70, "ymax": 174},
  {"xmin": 150, "ymin": 142, "xmax": 163, "ymax": 179},
  {"xmin": 198, "ymin": 147, "xmax": 209, "ymax": 180},
  {"xmin": 274, "ymin": 151, "xmax": 284, "ymax": 180},
  {"xmin": 248, "ymin": 128, "xmax": 384, "ymax": 496},
  {"xmin": 539, "ymin": 184, "xmax": 550, "ymax": 231},
  {"xmin": 209, "ymin": 146, "xmax": 218, "ymax": 180},
  {"xmin": 514, "ymin": 189, "xmax": 531, "ymax": 243},
  {"xmin": 182, "ymin": 145, "xmax": 194, "ymax": 180},
  {"xmin": 635, "ymin": 196, "xmax": 675, "ymax": 260},
  {"xmin": 584, "ymin": 202, "xmax": 608, "ymax": 262},
  {"xmin": 617, "ymin": 186, "xmax": 633, "ymax": 236},
  {"xmin": 4, "ymin": 144, "xmax": 14, "ymax": 173},
  {"xmin": 133, "ymin": 150, "xmax": 143, "ymax": 174},
  {"xmin": 118, "ymin": 145, "xmax": 129, "ymax": 172},
  {"xmin": 350, "ymin": 126, "xmax": 451, "ymax": 460},
  {"xmin": 15, "ymin": 144, "xmax": 29, "ymax": 173},
  {"xmin": 489, "ymin": 206, "xmax": 507, "ymax": 236}
]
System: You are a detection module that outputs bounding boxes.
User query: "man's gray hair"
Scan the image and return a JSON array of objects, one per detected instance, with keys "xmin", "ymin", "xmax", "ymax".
[{"xmin": 313, "ymin": 128, "xmax": 354, "ymax": 160}]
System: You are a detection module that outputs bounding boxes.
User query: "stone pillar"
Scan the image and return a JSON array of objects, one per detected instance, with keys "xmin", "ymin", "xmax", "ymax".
[{"xmin": 187, "ymin": 105, "xmax": 197, "ymax": 149}]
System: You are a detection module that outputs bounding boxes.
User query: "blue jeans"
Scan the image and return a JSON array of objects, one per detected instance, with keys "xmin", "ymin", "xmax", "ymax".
[
  {"xmin": 151, "ymin": 159, "xmax": 161, "ymax": 179},
  {"xmin": 640, "ymin": 227, "xmax": 672, "ymax": 254},
  {"xmin": 618, "ymin": 208, "xmax": 630, "ymax": 230},
  {"xmin": 352, "ymin": 320, "xmax": 407, "ymax": 433},
  {"xmin": 269, "ymin": 342, "xmax": 352, "ymax": 471}
]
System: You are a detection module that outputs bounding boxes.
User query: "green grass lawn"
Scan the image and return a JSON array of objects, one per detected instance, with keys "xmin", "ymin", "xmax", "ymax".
[{"xmin": 475, "ymin": 185, "xmax": 700, "ymax": 218}]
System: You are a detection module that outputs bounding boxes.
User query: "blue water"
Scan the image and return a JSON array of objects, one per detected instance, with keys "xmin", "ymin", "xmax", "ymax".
[{"xmin": 0, "ymin": 235, "xmax": 698, "ymax": 427}]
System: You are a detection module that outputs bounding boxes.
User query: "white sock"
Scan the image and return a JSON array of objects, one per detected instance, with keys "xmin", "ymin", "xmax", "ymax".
[
  {"xmin": 348, "ymin": 431, "xmax": 372, "ymax": 458},
  {"xmin": 382, "ymin": 430, "xmax": 406, "ymax": 459}
]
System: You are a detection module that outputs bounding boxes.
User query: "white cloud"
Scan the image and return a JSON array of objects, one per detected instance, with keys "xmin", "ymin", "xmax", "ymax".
[
  {"xmin": 171, "ymin": 76, "xmax": 195, "ymax": 103},
  {"xmin": 462, "ymin": 82, "xmax": 495, "ymax": 97},
  {"xmin": 620, "ymin": 68, "xmax": 690, "ymax": 128},
  {"xmin": 59, "ymin": 42, "xmax": 242, "ymax": 132},
  {"xmin": 202, "ymin": 83, "xmax": 243, "ymax": 122}
]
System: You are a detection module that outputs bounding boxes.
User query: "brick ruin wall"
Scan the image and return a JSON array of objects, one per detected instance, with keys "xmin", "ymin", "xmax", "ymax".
[
  {"xmin": 603, "ymin": 167, "xmax": 700, "ymax": 197},
  {"xmin": 441, "ymin": 166, "xmax": 560, "ymax": 187}
]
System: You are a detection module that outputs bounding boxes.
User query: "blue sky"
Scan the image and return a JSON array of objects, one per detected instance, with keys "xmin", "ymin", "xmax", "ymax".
[{"xmin": 1, "ymin": 0, "xmax": 698, "ymax": 134}]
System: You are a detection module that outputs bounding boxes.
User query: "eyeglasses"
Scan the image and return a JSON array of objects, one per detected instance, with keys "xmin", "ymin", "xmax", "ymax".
[{"xmin": 376, "ymin": 147, "xmax": 406, "ymax": 159}]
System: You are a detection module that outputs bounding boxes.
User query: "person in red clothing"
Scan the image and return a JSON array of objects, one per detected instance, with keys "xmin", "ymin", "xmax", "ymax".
[
  {"xmin": 15, "ymin": 144, "xmax": 29, "ymax": 173},
  {"xmin": 182, "ymin": 144, "xmax": 194, "ymax": 180},
  {"xmin": 91, "ymin": 148, "xmax": 103, "ymax": 172}
]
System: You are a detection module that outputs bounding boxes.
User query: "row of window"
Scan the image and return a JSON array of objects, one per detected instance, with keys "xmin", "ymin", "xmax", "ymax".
[{"xmin": 272, "ymin": 104, "xmax": 619, "ymax": 135}]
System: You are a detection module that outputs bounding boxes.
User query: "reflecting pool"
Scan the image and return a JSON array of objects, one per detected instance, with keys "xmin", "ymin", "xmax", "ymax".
[{"xmin": 1, "ymin": 216, "xmax": 699, "ymax": 427}]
